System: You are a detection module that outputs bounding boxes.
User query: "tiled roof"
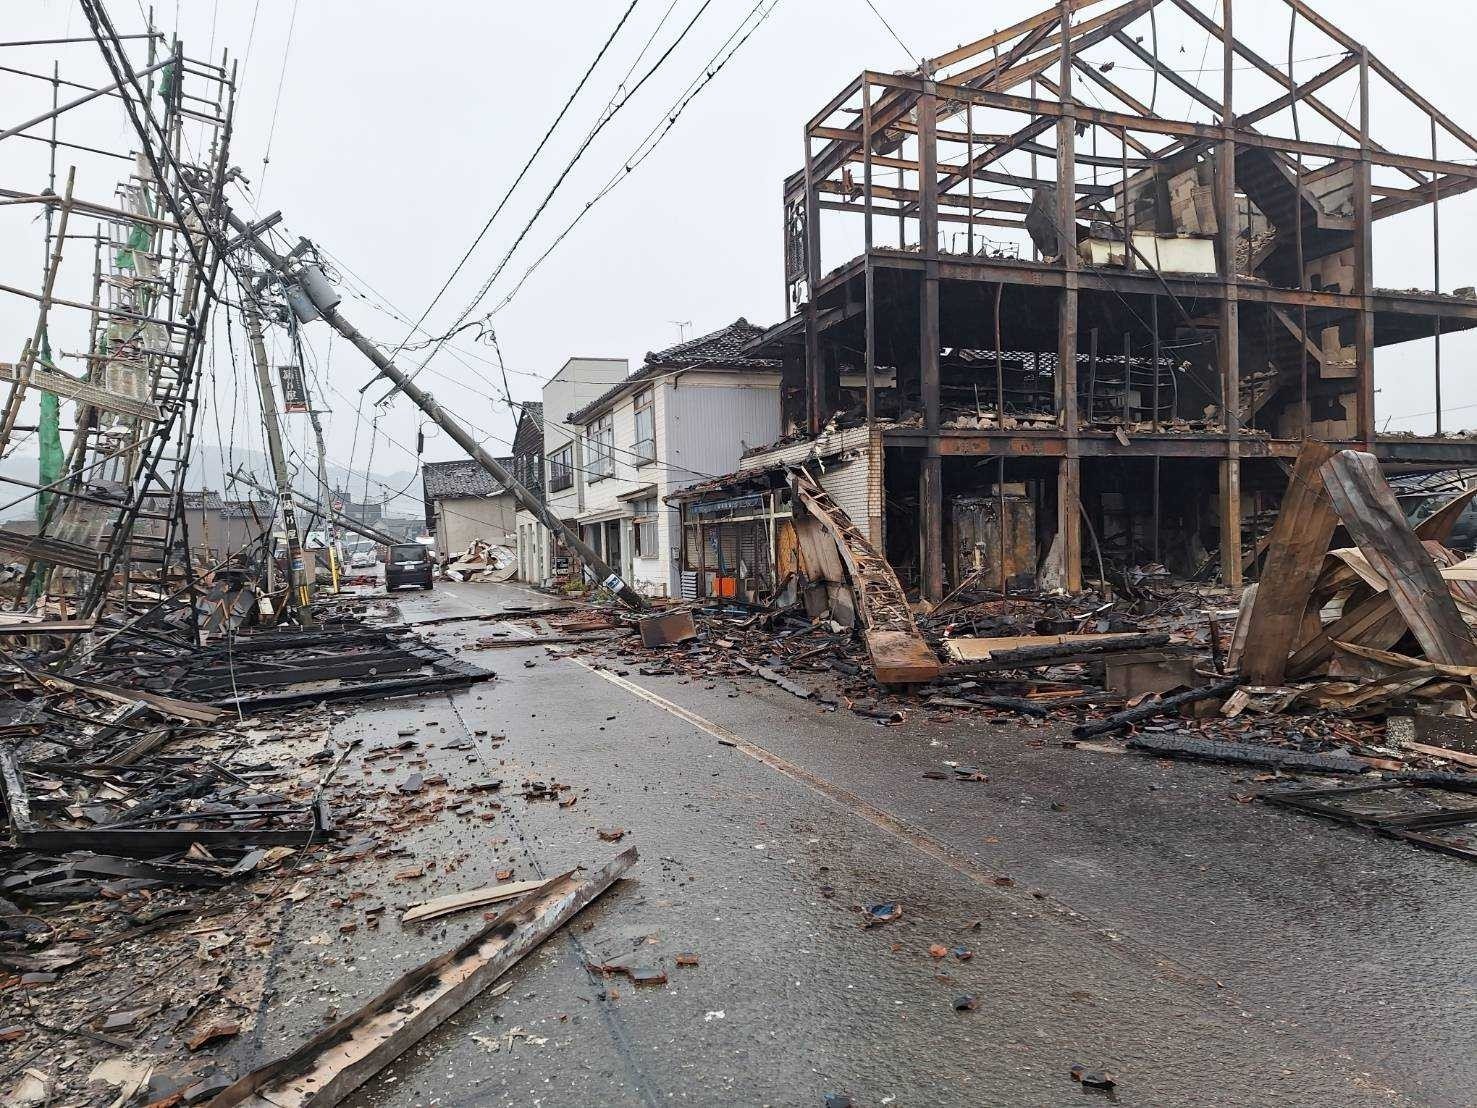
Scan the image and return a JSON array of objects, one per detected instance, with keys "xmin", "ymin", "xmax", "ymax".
[
  {"xmin": 567, "ymin": 319, "xmax": 777, "ymax": 426},
  {"xmin": 644, "ymin": 318, "xmax": 776, "ymax": 370},
  {"xmin": 421, "ymin": 458, "xmax": 515, "ymax": 502},
  {"xmin": 513, "ymin": 403, "xmax": 545, "ymax": 460},
  {"xmin": 220, "ymin": 499, "xmax": 271, "ymax": 519},
  {"xmin": 183, "ymin": 490, "xmax": 224, "ymax": 510}
]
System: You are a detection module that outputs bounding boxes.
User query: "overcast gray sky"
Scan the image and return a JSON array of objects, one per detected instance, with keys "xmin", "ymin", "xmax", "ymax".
[{"xmin": 6, "ymin": 0, "xmax": 1477, "ymax": 510}]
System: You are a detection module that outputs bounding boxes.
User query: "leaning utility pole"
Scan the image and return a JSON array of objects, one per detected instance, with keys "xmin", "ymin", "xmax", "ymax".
[
  {"xmin": 244, "ymin": 302, "xmax": 316, "ymax": 627},
  {"xmin": 232, "ymin": 469, "xmax": 400, "ymax": 548},
  {"xmin": 220, "ymin": 206, "xmax": 648, "ymax": 611},
  {"xmin": 297, "ymin": 338, "xmax": 342, "ymax": 591}
]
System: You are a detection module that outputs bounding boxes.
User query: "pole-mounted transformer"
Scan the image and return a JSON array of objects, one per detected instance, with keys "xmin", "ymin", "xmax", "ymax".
[{"xmin": 219, "ymin": 204, "xmax": 649, "ymax": 612}]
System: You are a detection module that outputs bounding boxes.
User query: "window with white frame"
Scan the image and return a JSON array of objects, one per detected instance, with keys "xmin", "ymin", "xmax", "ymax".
[
  {"xmin": 632, "ymin": 388, "xmax": 655, "ymax": 464},
  {"xmin": 632, "ymin": 498, "xmax": 658, "ymax": 558},
  {"xmin": 587, "ymin": 413, "xmax": 614, "ymax": 479}
]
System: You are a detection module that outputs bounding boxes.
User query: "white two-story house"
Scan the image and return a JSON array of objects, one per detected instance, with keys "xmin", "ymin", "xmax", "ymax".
[
  {"xmin": 564, "ymin": 319, "xmax": 780, "ymax": 598},
  {"xmin": 514, "ymin": 356, "xmax": 629, "ymax": 585}
]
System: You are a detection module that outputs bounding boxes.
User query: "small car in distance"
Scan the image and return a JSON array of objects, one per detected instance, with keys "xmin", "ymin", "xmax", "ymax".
[{"xmin": 384, "ymin": 542, "xmax": 434, "ymax": 591}]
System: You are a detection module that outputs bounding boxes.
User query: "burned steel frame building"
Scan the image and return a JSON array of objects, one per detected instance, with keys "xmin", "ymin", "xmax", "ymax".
[{"xmin": 754, "ymin": 0, "xmax": 1477, "ymax": 602}]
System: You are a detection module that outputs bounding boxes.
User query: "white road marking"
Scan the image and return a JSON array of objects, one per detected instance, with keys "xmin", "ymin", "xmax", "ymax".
[{"xmin": 571, "ymin": 658, "xmax": 1016, "ymax": 890}]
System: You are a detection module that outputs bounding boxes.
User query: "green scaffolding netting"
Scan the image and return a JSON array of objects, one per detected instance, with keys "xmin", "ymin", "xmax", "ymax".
[
  {"xmin": 114, "ymin": 221, "xmax": 153, "ymax": 270},
  {"xmin": 30, "ymin": 333, "xmax": 64, "ymax": 603}
]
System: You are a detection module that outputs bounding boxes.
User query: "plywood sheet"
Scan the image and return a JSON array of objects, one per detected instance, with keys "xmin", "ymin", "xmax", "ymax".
[{"xmin": 942, "ymin": 632, "xmax": 1128, "ymax": 663}]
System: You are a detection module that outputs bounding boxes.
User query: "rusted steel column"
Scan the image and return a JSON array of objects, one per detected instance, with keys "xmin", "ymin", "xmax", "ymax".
[
  {"xmin": 1353, "ymin": 47, "xmax": 1376, "ymax": 450},
  {"xmin": 1056, "ymin": 0, "xmax": 1083, "ymax": 593},
  {"xmin": 803, "ymin": 130, "xmax": 823, "ymax": 437},
  {"xmin": 919, "ymin": 76, "xmax": 944, "ymax": 602},
  {"xmin": 1217, "ymin": 0, "xmax": 1243, "ymax": 588}
]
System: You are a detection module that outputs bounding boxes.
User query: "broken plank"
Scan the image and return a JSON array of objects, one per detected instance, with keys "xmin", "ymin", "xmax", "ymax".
[
  {"xmin": 1414, "ymin": 486, "xmax": 1477, "ymax": 544},
  {"xmin": 1285, "ymin": 592, "xmax": 1404, "ymax": 679},
  {"xmin": 401, "ymin": 878, "xmax": 549, "ymax": 924},
  {"xmin": 1319, "ymin": 451, "xmax": 1477, "ymax": 667},
  {"xmin": 0, "ymin": 617, "xmax": 96, "ymax": 636},
  {"xmin": 29, "ymin": 670, "xmax": 223, "ymax": 723},
  {"xmin": 1401, "ymin": 739, "xmax": 1477, "ymax": 770},
  {"xmin": 1071, "ymin": 677, "xmax": 1241, "ymax": 739},
  {"xmin": 0, "ymin": 361, "xmax": 162, "ymax": 421},
  {"xmin": 1239, "ymin": 441, "xmax": 1339, "ymax": 685},
  {"xmin": 1224, "ymin": 583, "xmax": 1257, "ymax": 672},
  {"xmin": 209, "ymin": 848, "xmax": 636, "ymax": 1108},
  {"xmin": 733, "ymin": 658, "xmax": 813, "ymax": 699},
  {"xmin": 1126, "ymin": 733, "xmax": 1369, "ymax": 774}
]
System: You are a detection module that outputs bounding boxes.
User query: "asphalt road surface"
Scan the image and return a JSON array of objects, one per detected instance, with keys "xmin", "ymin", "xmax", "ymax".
[{"xmin": 243, "ymin": 580, "xmax": 1476, "ymax": 1108}]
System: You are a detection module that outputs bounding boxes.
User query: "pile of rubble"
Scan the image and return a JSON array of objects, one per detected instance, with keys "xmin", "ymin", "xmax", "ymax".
[
  {"xmin": 551, "ymin": 447, "xmax": 1477, "ymax": 861},
  {"xmin": 443, "ymin": 539, "xmax": 517, "ymax": 584},
  {"xmin": 0, "ymin": 578, "xmax": 559, "ymax": 1103}
]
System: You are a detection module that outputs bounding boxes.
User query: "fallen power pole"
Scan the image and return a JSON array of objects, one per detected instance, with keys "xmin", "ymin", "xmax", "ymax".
[
  {"xmin": 219, "ymin": 206, "xmax": 649, "ymax": 612},
  {"xmin": 244, "ymin": 302, "xmax": 316, "ymax": 626},
  {"xmin": 231, "ymin": 469, "xmax": 401, "ymax": 548}
]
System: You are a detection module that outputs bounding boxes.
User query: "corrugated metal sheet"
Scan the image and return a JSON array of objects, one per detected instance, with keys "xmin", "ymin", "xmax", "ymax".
[
  {"xmin": 740, "ymin": 424, "xmax": 872, "ymax": 471},
  {"xmin": 664, "ymin": 381, "xmax": 780, "ymax": 491},
  {"xmin": 819, "ymin": 457, "xmax": 870, "ymax": 530}
]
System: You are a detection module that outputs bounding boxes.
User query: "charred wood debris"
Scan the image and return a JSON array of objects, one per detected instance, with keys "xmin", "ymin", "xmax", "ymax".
[
  {"xmin": 527, "ymin": 447, "xmax": 1477, "ymax": 864},
  {"xmin": 0, "ymin": 575, "xmax": 519, "ymax": 1103}
]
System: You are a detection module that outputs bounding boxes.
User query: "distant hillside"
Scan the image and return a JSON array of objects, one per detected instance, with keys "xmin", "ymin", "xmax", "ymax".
[{"xmin": 0, "ymin": 447, "xmax": 422, "ymax": 522}]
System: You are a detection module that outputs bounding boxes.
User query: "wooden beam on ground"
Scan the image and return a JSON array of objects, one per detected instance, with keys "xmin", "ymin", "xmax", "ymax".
[
  {"xmin": 210, "ymin": 850, "xmax": 637, "ymax": 1108},
  {"xmin": 1319, "ymin": 450, "xmax": 1477, "ymax": 667},
  {"xmin": 402, "ymin": 878, "xmax": 550, "ymax": 924},
  {"xmin": 1238, "ymin": 442, "xmax": 1339, "ymax": 684}
]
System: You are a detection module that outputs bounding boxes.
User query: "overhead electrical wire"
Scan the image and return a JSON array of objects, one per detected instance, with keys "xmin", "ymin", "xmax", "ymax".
[
  {"xmin": 485, "ymin": 0, "xmax": 785, "ymax": 318},
  {"xmin": 378, "ymin": 0, "xmax": 645, "ymax": 367},
  {"xmin": 381, "ymin": 0, "xmax": 721, "ymax": 400},
  {"xmin": 256, "ymin": 0, "xmax": 300, "ymax": 199},
  {"xmin": 859, "ymin": 0, "xmax": 914, "ymax": 64}
]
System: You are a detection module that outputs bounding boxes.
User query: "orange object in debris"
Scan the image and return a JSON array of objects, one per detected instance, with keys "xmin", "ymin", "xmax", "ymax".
[{"xmin": 713, "ymin": 576, "xmax": 737, "ymax": 598}]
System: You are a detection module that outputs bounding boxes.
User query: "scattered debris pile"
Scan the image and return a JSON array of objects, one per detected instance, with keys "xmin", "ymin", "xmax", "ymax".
[
  {"xmin": 444, "ymin": 539, "xmax": 518, "ymax": 584},
  {"xmin": 0, "ymin": 580, "xmax": 519, "ymax": 1102},
  {"xmin": 551, "ymin": 446, "xmax": 1477, "ymax": 858}
]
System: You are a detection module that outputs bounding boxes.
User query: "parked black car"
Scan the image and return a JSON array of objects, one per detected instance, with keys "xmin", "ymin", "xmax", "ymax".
[{"xmin": 385, "ymin": 542, "xmax": 434, "ymax": 591}]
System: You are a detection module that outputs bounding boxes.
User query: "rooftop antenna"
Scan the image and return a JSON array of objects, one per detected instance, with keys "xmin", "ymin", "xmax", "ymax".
[{"xmin": 670, "ymin": 320, "xmax": 691, "ymax": 343}]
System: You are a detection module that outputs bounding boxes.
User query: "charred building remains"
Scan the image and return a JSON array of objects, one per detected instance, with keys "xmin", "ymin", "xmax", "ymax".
[{"xmin": 742, "ymin": 0, "xmax": 1477, "ymax": 602}]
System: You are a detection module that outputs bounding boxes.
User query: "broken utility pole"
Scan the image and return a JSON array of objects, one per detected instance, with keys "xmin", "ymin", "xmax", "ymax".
[
  {"xmin": 244, "ymin": 301, "xmax": 316, "ymax": 628},
  {"xmin": 218, "ymin": 206, "xmax": 649, "ymax": 612},
  {"xmin": 231, "ymin": 469, "xmax": 400, "ymax": 549}
]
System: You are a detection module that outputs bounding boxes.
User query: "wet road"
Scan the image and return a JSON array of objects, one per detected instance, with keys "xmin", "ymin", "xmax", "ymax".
[{"xmin": 243, "ymin": 581, "xmax": 1476, "ymax": 1107}]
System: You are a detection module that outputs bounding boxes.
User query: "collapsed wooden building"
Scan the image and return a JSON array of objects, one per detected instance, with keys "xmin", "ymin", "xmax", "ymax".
[{"xmin": 697, "ymin": 0, "xmax": 1477, "ymax": 603}]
